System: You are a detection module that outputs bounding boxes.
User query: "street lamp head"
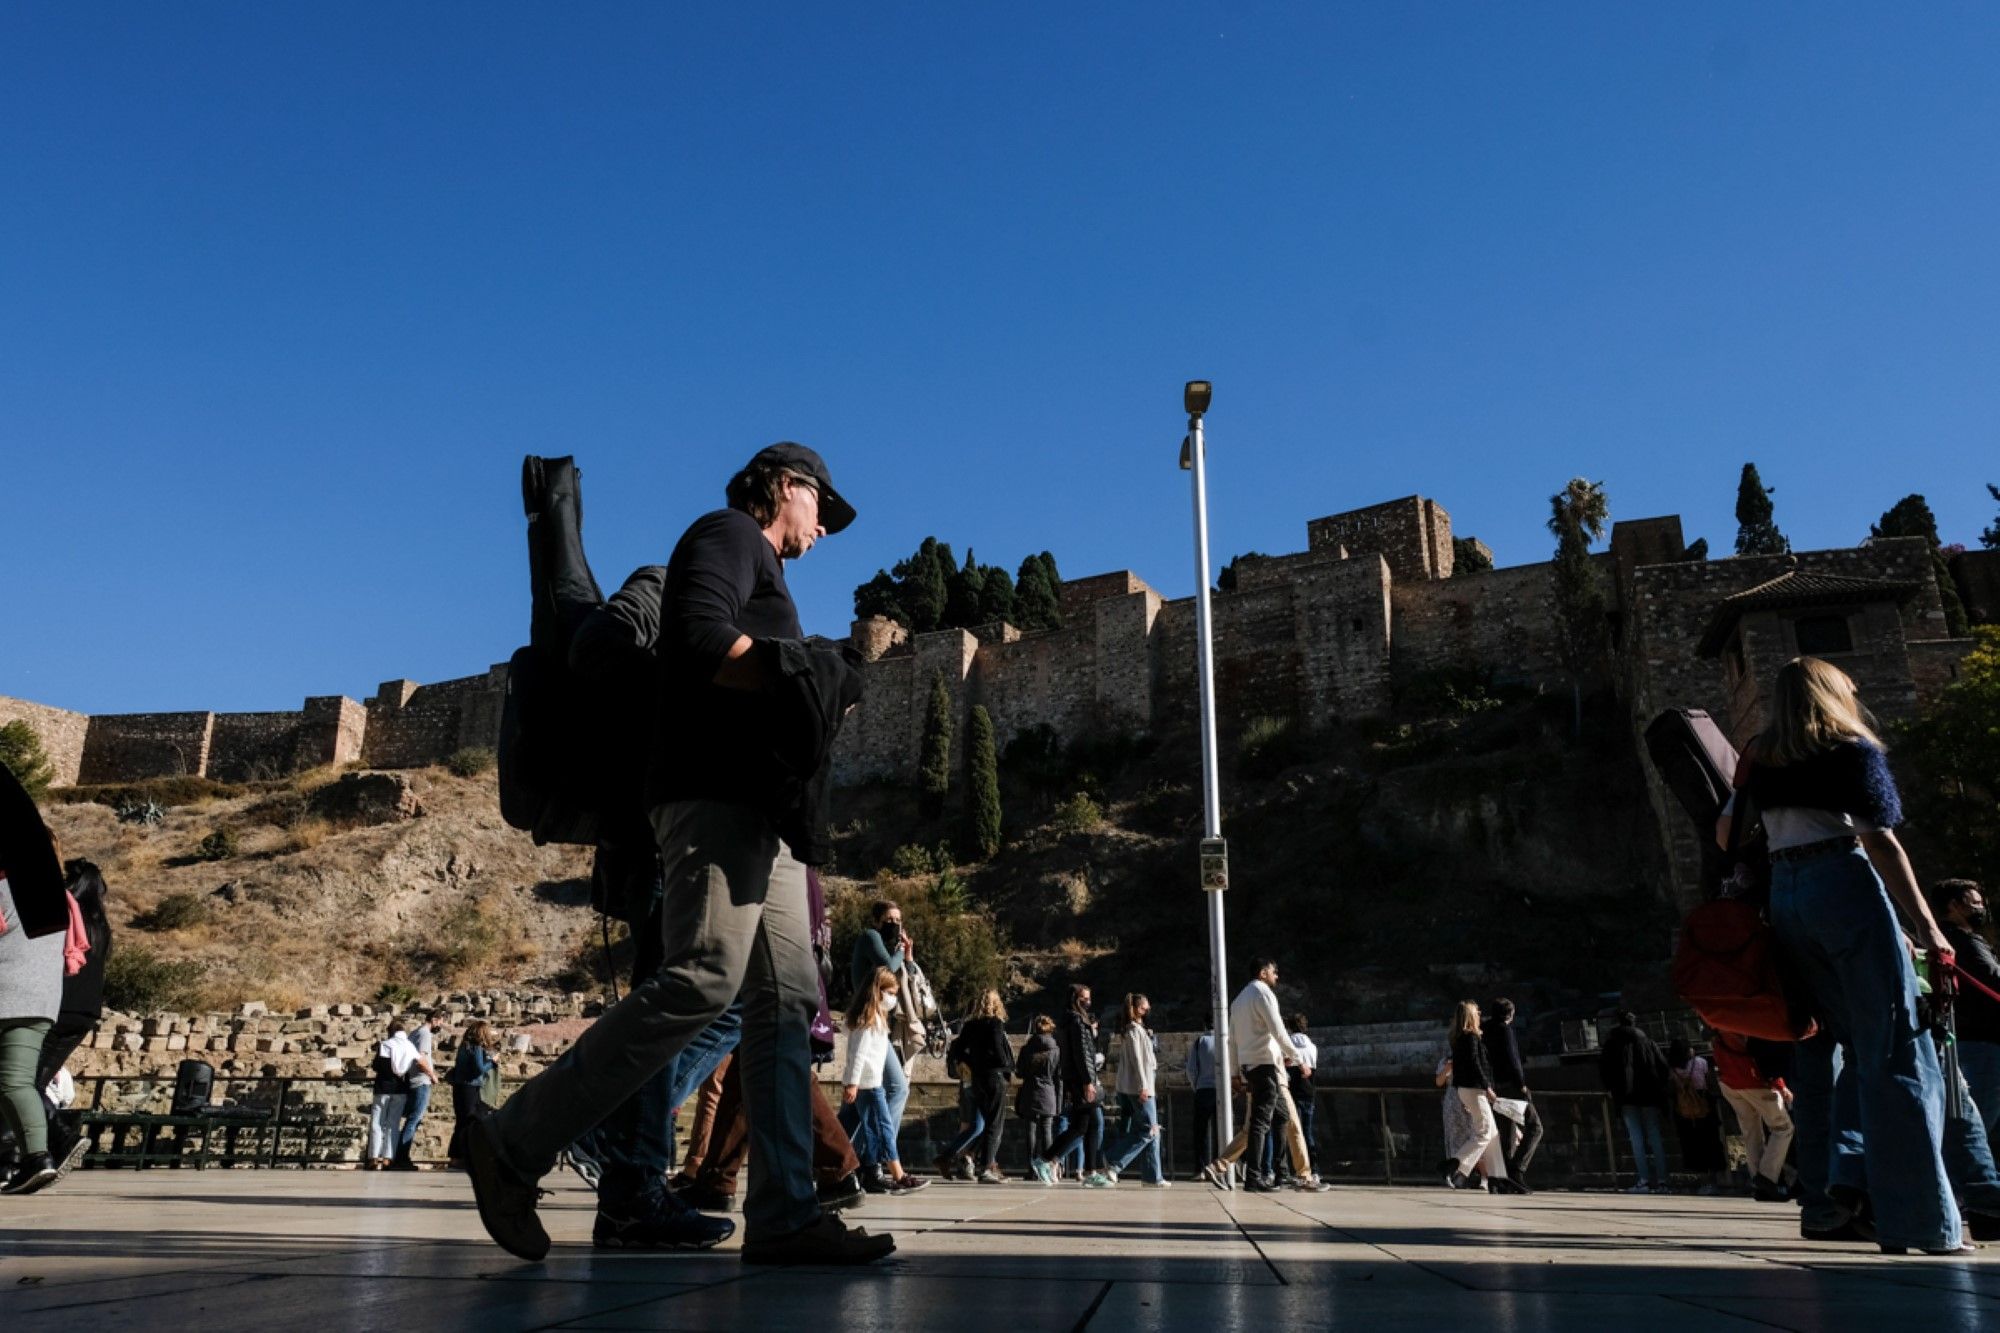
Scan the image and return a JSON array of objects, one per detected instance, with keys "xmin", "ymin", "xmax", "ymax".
[{"xmin": 1184, "ymin": 380, "xmax": 1212, "ymax": 418}]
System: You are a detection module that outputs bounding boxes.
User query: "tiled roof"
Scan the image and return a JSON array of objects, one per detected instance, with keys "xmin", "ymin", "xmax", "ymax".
[{"xmin": 1696, "ymin": 568, "xmax": 1923, "ymax": 656}]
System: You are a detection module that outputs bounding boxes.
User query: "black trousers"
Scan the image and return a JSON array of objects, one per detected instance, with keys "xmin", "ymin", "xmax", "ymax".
[
  {"xmin": 969, "ymin": 1071, "xmax": 1008, "ymax": 1169},
  {"xmin": 1244, "ymin": 1064, "xmax": 1290, "ymax": 1177},
  {"xmin": 1494, "ymin": 1083, "xmax": 1544, "ymax": 1176},
  {"xmin": 36, "ymin": 1011, "xmax": 96, "ymax": 1129},
  {"xmin": 1193, "ymin": 1087, "xmax": 1218, "ymax": 1163},
  {"xmin": 1041, "ymin": 1093, "xmax": 1105, "ymax": 1170}
]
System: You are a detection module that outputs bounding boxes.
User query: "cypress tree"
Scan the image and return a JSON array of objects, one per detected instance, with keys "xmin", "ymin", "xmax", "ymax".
[
  {"xmin": 977, "ymin": 564, "xmax": 1016, "ymax": 624},
  {"xmin": 919, "ymin": 669, "xmax": 953, "ymax": 816},
  {"xmin": 945, "ymin": 549, "xmax": 986, "ymax": 628},
  {"xmin": 963, "ymin": 705, "xmax": 1002, "ymax": 859},
  {"xmin": 1734, "ymin": 463, "xmax": 1790, "ymax": 556},
  {"xmin": 1984, "ymin": 483, "xmax": 2000, "ymax": 550},
  {"xmin": 1548, "ymin": 478, "xmax": 1611, "ymax": 739},
  {"xmin": 1875, "ymin": 494, "xmax": 1971, "ymax": 636},
  {"xmin": 1014, "ymin": 555, "xmax": 1060, "ymax": 631},
  {"xmin": 894, "ymin": 538, "xmax": 949, "ymax": 631}
]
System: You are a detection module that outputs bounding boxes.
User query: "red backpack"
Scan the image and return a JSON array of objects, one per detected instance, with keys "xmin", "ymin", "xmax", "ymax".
[{"xmin": 1670, "ymin": 898, "xmax": 1817, "ymax": 1042}]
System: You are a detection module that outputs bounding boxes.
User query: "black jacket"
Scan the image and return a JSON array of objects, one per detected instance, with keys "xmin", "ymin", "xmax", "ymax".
[
  {"xmin": 1483, "ymin": 1022, "xmax": 1527, "ymax": 1090},
  {"xmin": 1451, "ymin": 1030, "xmax": 1494, "ymax": 1091},
  {"xmin": 1947, "ymin": 923, "xmax": 2000, "ymax": 1046},
  {"xmin": 948, "ymin": 1017, "xmax": 1016, "ymax": 1079},
  {"xmin": 1599, "ymin": 1024, "xmax": 1672, "ymax": 1108},
  {"xmin": 1015, "ymin": 1033, "xmax": 1062, "ymax": 1118},
  {"xmin": 766, "ymin": 638, "xmax": 864, "ymax": 865},
  {"xmin": 0, "ymin": 762, "xmax": 65, "ymax": 938},
  {"xmin": 59, "ymin": 861, "xmax": 112, "ymax": 1020},
  {"xmin": 1056, "ymin": 1010, "xmax": 1098, "ymax": 1102}
]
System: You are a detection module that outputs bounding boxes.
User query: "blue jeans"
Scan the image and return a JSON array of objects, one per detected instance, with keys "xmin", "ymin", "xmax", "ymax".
[
  {"xmin": 1105, "ymin": 1093, "xmax": 1162, "ymax": 1183},
  {"xmin": 1621, "ymin": 1104, "xmax": 1668, "ymax": 1186},
  {"xmin": 396, "ymin": 1082, "xmax": 432, "ymax": 1155},
  {"xmin": 1958, "ymin": 1040, "xmax": 2000, "ymax": 1159},
  {"xmin": 848, "ymin": 1087, "xmax": 896, "ymax": 1167},
  {"xmin": 580, "ymin": 1003, "xmax": 743, "ymax": 1203},
  {"xmin": 942, "ymin": 1080, "xmax": 987, "ymax": 1162},
  {"xmin": 838, "ymin": 1046, "xmax": 910, "ymax": 1167},
  {"xmin": 1771, "ymin": 847, "xmax": 1959, "ymax": 1251}
]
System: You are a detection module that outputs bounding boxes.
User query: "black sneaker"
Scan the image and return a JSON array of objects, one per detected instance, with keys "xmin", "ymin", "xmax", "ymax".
[
  {"xmin": 466, "ymin": 1119, "xmax": 550, "ymax": 1261},
  {"xmin": 859, "ymin": 1166, "xmax": 892, "ymax": 1195},
  {"xmin": 818, "ymin": 1172, "xmax": 865, "ymax": 1212},
  {"xmin": 2, "ymin": 1152, "xmax": 58, "ymax": 1196},
  {"xmin": 1243, "ymin": 1175, "xmax": 1278, "ymax": 1193},
  {"xmin": 1968, "ymin": 1212, "xmax": 2000, "ymax": 1243},
  {"xmin": 676, "ymin": 1182, "xmax": 735, "ymax": 1212},
  {"xmin": 594, "ymin": 1186, "xmax": 736, "ymax": 1250},
  {"xmin": 741, "ymin": 1213, "xmax": 897, "ymax": 1266}
]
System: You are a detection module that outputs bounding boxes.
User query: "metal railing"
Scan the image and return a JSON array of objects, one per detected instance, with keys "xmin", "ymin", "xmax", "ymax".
[{"xmin": 68, "ymin": 1074, "xmax": 1691, "ymax": 1188}]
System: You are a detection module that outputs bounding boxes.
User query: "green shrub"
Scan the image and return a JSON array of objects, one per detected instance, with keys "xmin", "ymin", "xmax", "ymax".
[
  {"xmin": 138, "ymin": 892, "xmax": 211, "ymax": 931},
  {"xmin": 888, "ymin": 843, "xmax": 938, "ymax": 878},
  {"xmin": 0, "ymin": 720, "xmax": 55, "ymax": 800},
  {"xmin": 50, "ymin": 776, "xmax": 243, "ymax": 808},
  {"xmin": 104, "ymin": 945, "xmax": 207, "ymax": 1013},
  {"xmin": 375, "ymin": 982, "xmax": 419, "ymax": 1009},
  {"xmin": 1238, "ymin": 715, "xmax": 1307, "ymax": 779},
  {"xmin": 194, "ymin": 827, "xmax": 240, "ymax": 862},
  {"xmin": 1049, "ymin": 792, "xmax": 1104, "ymax": 836},
  {"xmin": 446, "ymin": 746, "xmax": 496, "ymax": 777},
  {"xmin": 829, "ymin": 874, "xmax": 1006, "ymax": 1013}
]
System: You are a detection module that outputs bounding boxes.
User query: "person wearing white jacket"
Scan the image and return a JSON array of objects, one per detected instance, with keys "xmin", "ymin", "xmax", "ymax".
[
  {"xmin": 1088, "ymin": 994, "xmax": 1169, "ymax": 1187},
  {"xmin": 1200, "ymin": 959, "xmax": 1328, "ymax": 1192},
  {"xmin": 840, "ymin": 967, "xmax": 926, "ymax": 1194}
]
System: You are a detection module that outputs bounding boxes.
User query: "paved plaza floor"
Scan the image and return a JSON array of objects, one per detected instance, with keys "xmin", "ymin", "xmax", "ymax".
[{"xmin": 4, "ymin": 1169, "xmax": 1999, "ymax": 1330}]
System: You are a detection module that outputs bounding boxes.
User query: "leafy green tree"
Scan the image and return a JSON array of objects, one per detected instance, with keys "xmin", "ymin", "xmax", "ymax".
[
  {"xmin": 893, "ymin": 539, "xmax": 951, "ymax": 631},
  {"xmin": 1549, "ymin": 478, "xmax": 1611, "ymax": 739},
  {"xmin": 1014, "ymin": 554, "xmax": 1062, "ymax": 631},
  {"xmin": 1218, "ymin": 551, "xmax": 1270, "ymax": 592},
  {"xmin": 963, "ymin": 705, "xmax": 1002, "ymax": 859},
  {"xmin": 1874, "ymin": 494, "xmax": 1971, "ymax": 636},
  {"xmin": 853, "ymin": 569, "xmax": 904, "ymax": 623},
  {"xmin": 977, "ymin": 564, "xmax": 1016, "ymax": 624},
  {"xmin": 919, "ymin": 669, "xmax": 954, "ymax": 816},
  {"xmin": 945, "ymin": 550, "xmax": 987, "ymax": 627},
  {"xmin": 1983, "ymin": 483, "xmax": 1999, "ymax": 550},
  {"xmin": 1898, "ymin": 626, "xmax": 2000, "ymax": 880},
  {"xmin": 1449, "ymin": 537, "xmax": 1493, "ymax": 575},
  {"xmin": 1734, "ymin": 462, "xmax": 1790, "ymax": 556},
  {"xmin": 0, "ymin": 721, "xmax": 55, "ymax": 800}
]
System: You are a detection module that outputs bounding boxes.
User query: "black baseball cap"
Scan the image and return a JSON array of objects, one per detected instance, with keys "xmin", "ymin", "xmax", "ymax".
[{"xmin": 750, "ymin": 441, "xmax": 856, "ymax": 534}]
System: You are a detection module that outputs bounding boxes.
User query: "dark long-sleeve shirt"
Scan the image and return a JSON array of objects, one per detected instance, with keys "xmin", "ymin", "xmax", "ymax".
[
  {"xmin": 645, "ymin": 509, "xmax": 803, "ymax": 810},
  {"xmin": 1947, "ymin": 923, "xmax": 2000, "ymax": 1046},
  {"xmin": 849, "ymin": 927, "xmax": 905, "ymax": 995},
  {"xmin": 1599, "ymin": 1024, "xmax": 1670, "ymax": 1107},
  {"xmin": 1057, "ymin": 1011, "xmax": 1098, "ymax": 1101},
  {"xmin": 1483, "ymin": 1022, "xmax": 1527, "ymax": 1091}
]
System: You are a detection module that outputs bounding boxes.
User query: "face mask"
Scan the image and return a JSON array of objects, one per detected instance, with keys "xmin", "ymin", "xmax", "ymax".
[
  {"xmin": 1971, "ymin": 910, "xmax": 1990, "ymax": 929},
  {"xmin": 882, "ymin": 994, "xmax": 899, "ymax": 1013},
  {"xmin": 880, "ymin": 921, "xmax": 902, "ymax": 947}
]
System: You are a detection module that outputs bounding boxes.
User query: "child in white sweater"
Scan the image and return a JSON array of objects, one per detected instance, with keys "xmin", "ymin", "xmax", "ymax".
[{"xmin": 842, "ymin": 966, "xmax": 927, "ymax": 1193}]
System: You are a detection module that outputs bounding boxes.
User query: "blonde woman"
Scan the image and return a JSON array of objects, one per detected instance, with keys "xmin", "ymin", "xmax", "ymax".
[
  {"xmin": 841, "ymin": 967, "xmax": 927, "ymax": 1193},
  {"xmin": 1443, "ymin": 1002, "xmax": 1508, "ymax": 1192},
  {"xmin": 1722, "ymin": 656, "xmax": 1962, "ymax": 1254},
  {"xmin": 937, "ymin": 989, "xmax": 1016, "ymax": 1182}
]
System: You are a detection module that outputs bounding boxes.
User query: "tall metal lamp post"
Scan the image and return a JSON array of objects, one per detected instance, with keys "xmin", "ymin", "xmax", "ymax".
[{"xmin": 1180, "ymin": 379, "xmax": 1234, "ymax": 1167}]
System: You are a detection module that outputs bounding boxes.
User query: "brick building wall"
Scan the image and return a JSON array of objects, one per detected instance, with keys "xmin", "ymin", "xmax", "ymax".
[{"xmin": 0, "ymin": 695, "xmax": 91, "ymax": 788}]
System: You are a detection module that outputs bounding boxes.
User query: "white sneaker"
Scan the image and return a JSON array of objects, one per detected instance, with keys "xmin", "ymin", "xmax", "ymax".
[
  {"xmin": 1141, "ymin": 1179, "xmax": 1173, "ymax": 1189},
  {"xmin": 1082, "ymin": 1171, "xmax": 1115, "ymax": 1188},
  {"xmin": 1030, "ymin": 1159, "xmax": 1055, "ymax": 1186}
]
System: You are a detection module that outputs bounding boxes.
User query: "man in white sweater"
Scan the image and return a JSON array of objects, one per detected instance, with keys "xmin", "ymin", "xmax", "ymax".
[{"xmin": 1200, "ymin": 958, "xmax": 1328, "ymax": 1192}]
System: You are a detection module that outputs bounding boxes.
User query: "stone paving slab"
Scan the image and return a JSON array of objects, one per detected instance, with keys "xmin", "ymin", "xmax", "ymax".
[{"xmin": 3, "ymin": 1170, "xmax": 1999, "ymax": 1331}]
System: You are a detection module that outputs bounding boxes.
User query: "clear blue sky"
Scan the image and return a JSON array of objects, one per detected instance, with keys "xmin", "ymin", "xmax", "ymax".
[{"xmin": 6, "ymin": 5, "xmax": 1997, "ymax": 715}]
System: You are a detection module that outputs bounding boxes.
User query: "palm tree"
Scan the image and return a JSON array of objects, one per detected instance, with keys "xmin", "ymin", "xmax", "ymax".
[{"xmin": 1548, "ymin": 478, "xmax": 1610, "ymax": 738}]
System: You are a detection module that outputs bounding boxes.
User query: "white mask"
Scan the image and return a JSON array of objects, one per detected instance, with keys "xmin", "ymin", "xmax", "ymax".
[{"xmin": 882, "ymin": 994, "xmax": 899, "ymax": 1013}]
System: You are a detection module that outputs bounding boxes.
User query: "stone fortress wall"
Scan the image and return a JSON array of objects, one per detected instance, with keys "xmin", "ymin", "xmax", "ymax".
[{"xmin": 7, "ymin": 493, "xmax": 1994, "ymax": 909}]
